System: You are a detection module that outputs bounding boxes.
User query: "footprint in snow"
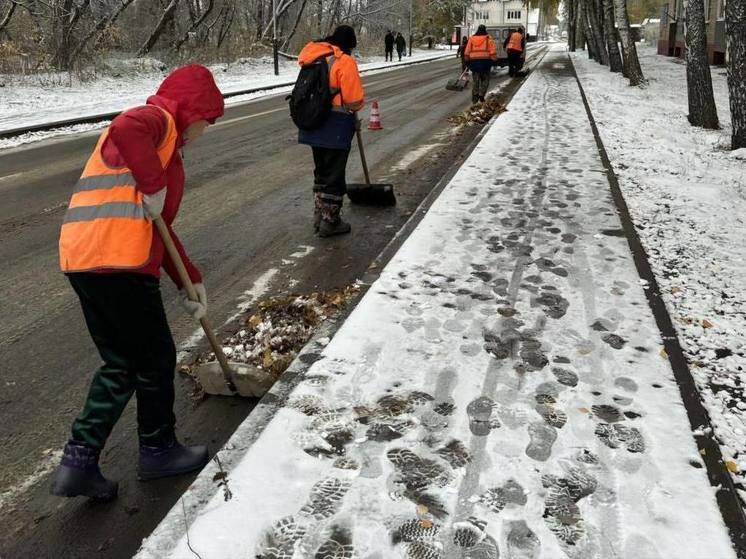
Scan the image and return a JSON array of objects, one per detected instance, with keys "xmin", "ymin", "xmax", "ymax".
[
  {"xmin": 467, "ymin": 397, "xmax": 500, "ymax": 436},
  {"xmin": 526, "ymin": 422, "xmax": 557, "ymax": 462},
  {"xmin": 505, "ymin": 520, "xmax": 541, "ymax": 559}
]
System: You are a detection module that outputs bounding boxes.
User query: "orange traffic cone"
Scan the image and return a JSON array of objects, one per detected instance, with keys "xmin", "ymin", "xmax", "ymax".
[{"xmin": 368, "ymin": 100, "xmax": 383, "ymax": 130}]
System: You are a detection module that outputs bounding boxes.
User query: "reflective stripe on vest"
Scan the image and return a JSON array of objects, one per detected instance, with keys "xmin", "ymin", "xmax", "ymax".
[
  {"xmin": 469, "ymin": 36, "xmax": 493, "ymax": 59},
  {"xmin": 59, "ymin": 107, "xmax": 177, "ymax": 272},
  {"xmin": 507, "ymin": 33, "xmax": 523, "ymax": 52}
]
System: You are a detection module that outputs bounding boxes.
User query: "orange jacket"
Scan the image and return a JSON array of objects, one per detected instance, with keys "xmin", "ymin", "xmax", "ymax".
[
  {"xmin": 464, "ymin": 34, "xmax": 497, "ymax": 62},
  {"xmin": 298, "ymin": 41, "xmax": 364, "ymax": 112},
  {"xmin": 507, "ymin": 32, "xmax": 524, "ymax": 52},
  {"xmin": 59, "ymin": 108, "xmax": 178, "ymax": 273}
]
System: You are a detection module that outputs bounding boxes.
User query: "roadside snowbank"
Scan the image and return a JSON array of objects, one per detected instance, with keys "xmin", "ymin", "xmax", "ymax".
[
  {"xmin": 0, "ymin": 50, "xmax": 451, "ymax": 135},
  {"xmin": 571, "ymin": 48, "xmax": 746, "ymax": 494}
]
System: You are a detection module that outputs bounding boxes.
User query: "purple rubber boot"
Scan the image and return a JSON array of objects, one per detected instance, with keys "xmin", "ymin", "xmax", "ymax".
[
  {"xmin": 138, "ymin": 438, "xmax": 209, "ymax": 481},
  {"xmin": 50, "ymin": 442, "xmax": 118, "ymax": 500}
]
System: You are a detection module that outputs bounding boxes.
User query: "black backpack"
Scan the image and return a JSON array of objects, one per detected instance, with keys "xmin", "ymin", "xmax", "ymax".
[{"xmin": 287, "ymin": 53, "xmax": 340, "ymax": 130}]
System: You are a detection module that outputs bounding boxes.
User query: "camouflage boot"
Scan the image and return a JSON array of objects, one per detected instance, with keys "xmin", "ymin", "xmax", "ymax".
[
  {"xmin": 313, "ymin": 192, "xmax": 324, "ymax": 232},
  {"xmin": 317, "ymin": 194, "xmax": 351, "ymax": 238}
]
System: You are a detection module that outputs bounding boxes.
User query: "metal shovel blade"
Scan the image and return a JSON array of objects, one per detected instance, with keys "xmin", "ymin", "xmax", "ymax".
[
  {"xmin": 445, "ymin": 78, "xmax": 468, "ymax": 91},
  {"xmin": 195, "ymin": 361, "xmax": 274, "ymax": 398},
  {"xmin": 346, "ymin": 183, "xmax": 397, "ymax": 206}
]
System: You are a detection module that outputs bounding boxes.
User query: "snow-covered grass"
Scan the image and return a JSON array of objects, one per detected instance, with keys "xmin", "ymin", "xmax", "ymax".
[
  {"xmin": 571, "ymin": 47, "xmax": 746, "ymax": 493},
  {"xmin": 0, "ymin": 49, "xmax": 451, "ymax": 136}
]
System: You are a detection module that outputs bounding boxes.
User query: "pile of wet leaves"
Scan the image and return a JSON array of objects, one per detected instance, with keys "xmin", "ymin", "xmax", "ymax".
[
  {"xmin": 447, "ymin": 93, "xmax": 507, "ymax": 126},
  {"xmin": 182, "ymin": 286, "xmax": 360, "ymax": 396}
]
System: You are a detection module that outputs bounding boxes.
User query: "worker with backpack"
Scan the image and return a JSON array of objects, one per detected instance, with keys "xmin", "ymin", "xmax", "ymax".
[{"xmin": 288, "ymin": 25, "xmax": 365, "ymax": 237}]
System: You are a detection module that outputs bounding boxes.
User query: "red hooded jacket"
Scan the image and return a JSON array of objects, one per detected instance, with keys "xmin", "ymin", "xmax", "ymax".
[{"xmin": 98, "ymin": 64, "xmax": 224, "ymax": 288}]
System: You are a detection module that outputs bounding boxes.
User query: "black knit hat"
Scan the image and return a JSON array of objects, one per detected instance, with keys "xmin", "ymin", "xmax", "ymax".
[
  {"xmin": 476, "ymin": 24, "xmax": 487, "ymax": 35},
  {"xmin": 325, "ymin": 25, "xmax": 358, "ymax": 53}
]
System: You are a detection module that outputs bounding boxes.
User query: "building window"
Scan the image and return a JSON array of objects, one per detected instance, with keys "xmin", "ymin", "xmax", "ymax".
[
  {"xmin": 507, "ymin": 10, "xmax": 522, "ymax": 19},
  {"xmin": 718, "ymin": 0, "xmax": 725, "ymax": 19}
]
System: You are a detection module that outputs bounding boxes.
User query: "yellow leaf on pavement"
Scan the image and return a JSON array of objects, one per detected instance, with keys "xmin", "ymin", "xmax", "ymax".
[
  {"xmin": 726, "ymin": 461, "xmax": 739, "ymax": 473},
  {"xmin": 417, "ymin": 505, "xmax": 429, "ymax": 515},
  {"xmin": 660, "ymin": 348, "xmax": 669, "ymax": 359},
  {"xmin": 702, "ymin": 319, "xmax": 714, "ymax": 329},
  {"xmin": 262, "ymin": 350, "xmax": 273, "ymax": 369}
]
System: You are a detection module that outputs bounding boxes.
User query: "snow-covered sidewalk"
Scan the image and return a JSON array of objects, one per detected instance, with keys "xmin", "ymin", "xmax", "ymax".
[
  {"xmin": 571, "ymin": 48, "xmax": 746, "ymax": 496},
  {"xmin": 136, "ymin": 46, "xmax": 735, "ymax": 558},
  {"xmin": 0, "ymin": 49, "xmax": 452, "ymax": 135}
]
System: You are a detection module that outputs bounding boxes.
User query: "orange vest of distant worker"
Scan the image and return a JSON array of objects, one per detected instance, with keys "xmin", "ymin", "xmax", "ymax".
[
  {"xmin": 507, "ymin": 32, "xmax": 524, "ymax": 52},
  {"xmin": 59, "ymin": 107, "xmax": 178, "ymax": 272},
  {"xmin": 465, "ymin": 34, "xmax": 498, "ymax": 61}
]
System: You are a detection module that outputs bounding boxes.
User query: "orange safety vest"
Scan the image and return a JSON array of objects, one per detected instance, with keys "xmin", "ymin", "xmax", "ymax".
[
  {"xmin": 507, "ymin": 32, "xmax": 524, "ymax": 52},
  {"xmin": 466, "ymin": 35, "xmax": 497, "ymax": 60},
  {"xmin": 59, "ymin": 107, "xmax": 177, "ymax": 272}
]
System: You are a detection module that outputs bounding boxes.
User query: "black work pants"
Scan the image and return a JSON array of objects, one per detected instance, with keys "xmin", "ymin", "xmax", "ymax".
[
  {"xmin": 312, "ymin": 146, "xmax": 350, "ymax": 199},
  {"xmin": 67, "ymin": 272, "xmax": 176, "ymax": 450},
  {"xmin": 508, "ymin": 49, "xmax": 523, "ymax": 77},
  {"xmin": 385, "ymin": 48, "xmax": 393, "ymax": 61},
  {"xmin": 397, "ymin": 49, "xmax": 404, "ymax": 61}
]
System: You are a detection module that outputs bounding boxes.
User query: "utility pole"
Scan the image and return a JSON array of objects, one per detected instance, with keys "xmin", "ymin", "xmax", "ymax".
[
  {"xmin": 273, "ymin": 0, "xmax": 279, "ymax": 75},
  {"xmin": 409, "ymin": 0, "xmax": 413, "ymax": 56}
]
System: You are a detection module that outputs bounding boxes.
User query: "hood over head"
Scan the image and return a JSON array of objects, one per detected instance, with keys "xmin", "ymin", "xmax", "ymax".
[
  {"xmin": 475, "ymin": 25, "xmax": 488, "ymax": 36},
  {"xmin": 298, "ymin": 41, "xmax": 341, "ymax": 65},
  {"xmin": 147, "ymin": 64, "xmax": 224, "ymax": 139}
]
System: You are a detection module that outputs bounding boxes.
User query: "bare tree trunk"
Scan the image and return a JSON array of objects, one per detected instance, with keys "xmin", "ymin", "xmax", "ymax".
[
  {"xmin": 602, "ymin": 0, "xmax": 623, "ymax": 71},
  {"xmin": 0, "ymin": 0, "xmax": 18, "ymax": 35},
  {"xmin": 613, "ymin": 0, "xmax": 644, "ymax": 84},
  {"xmin": 217, "ymin": 4, "xmax": 236, "ymax": 48},
  {"xmin": 685, "ymin": 0, "xmax": 719, "ymax": 127},
  {"xmin": 68, "ymin": 0, "xmax": 136, "ymax": 64},
  {"xmin": 282, "ymin": 0, "xmax": 308, "ymax": 49},
  {"xmin": 727, "ymin": 0, "xmax": 746, "ymax": 148},
  {"xmin": 139, "ymin": 0, "xmax": 180, "ymax": 56},
  {"xmin": 317, "ymin": 0, "xmax": 323, "ymax": 35},
  {"xmin": 578, "ymin": 0, "xmax": 596, "ymax": 59},
  {"xmin": 568, "ymin": 0, "xmax": 577, "ymax": 51},
  {"xmin": 587, "ymin": 0, "xmax": 609, "ymax": 65},
  {"xmin": 174, "ymin": 0, "xmax": 215, "ymax": 50},
  {"xmin": 53, "ymin": 0, "xmax": 91, "ymax": 69}
]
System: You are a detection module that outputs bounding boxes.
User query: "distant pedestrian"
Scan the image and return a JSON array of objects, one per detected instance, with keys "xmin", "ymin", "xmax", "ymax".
[
  {"xmin": 51, "ymin": 64, "xmax": 225, "ymax": 501},
  {"xmin": 395, "ymin": 32, "xmax": 406, "ymax": 61},
  {"xmin": 504, "ymin": 28, "xmax": 525, "ymax": 77},
  {"xmin": 456, "ymin": 36, "xmax": 469, "ymax": 71},
  {"xmin": 294, "ymin": 25, "xmax": 365, "ymax": 237},
  {"xmin": 464, "ymin": 25, "xmax": 497, "ymax": 104},
  {"xmin": 385, "ymin": 31, "xmax": 395, "ymax": 61}
]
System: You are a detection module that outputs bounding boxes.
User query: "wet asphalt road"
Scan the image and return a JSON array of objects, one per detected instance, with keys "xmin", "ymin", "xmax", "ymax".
[{"xmin": 0, "ymin": 52, "xmax": 541, "ymax": 558}]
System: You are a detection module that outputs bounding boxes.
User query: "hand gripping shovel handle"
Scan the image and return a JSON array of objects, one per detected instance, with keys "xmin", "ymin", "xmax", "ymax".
[
  {"xmin": 153, "ymin": 217, "xmax": 237, "ymax": 394},
  {"xmin": 355, "ymin": 118, "xmax": 372, "ymax": 186}
]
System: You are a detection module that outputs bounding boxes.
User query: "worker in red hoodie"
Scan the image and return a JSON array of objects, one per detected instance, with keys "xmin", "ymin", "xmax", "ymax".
[
  {"xmin": 296, "ymin": 25, "xmax": 364, "ymax": 237},
  {"xmin": 51, "ymin": 64, "xmax": 224, "ymax": 500}
]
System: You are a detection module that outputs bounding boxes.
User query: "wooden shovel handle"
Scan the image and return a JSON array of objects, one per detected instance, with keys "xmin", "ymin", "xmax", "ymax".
[
  {"xmin": 153, "ymin": 217, "xmax": 236, "ymax": 391},
  {"xmin": 355, "ymin": 123, "xmax": 372, "ymax": 186}
]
